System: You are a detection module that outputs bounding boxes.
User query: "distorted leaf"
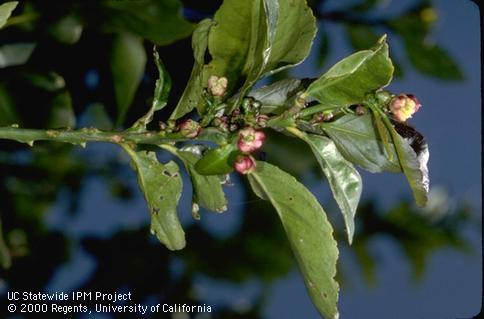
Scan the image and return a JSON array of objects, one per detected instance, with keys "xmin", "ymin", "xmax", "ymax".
[
  {"xmin": 304, "ymin": 36, "xmax": 393, "ymax": 107},
  {"xmin": 122, "ymin": 147, "xmax": 185, "ymax": 250},
  {"xmin": 248, "ymin": 162, "xmax": 339, "ymax": 319},
  {"xmin": 110, "ymin": 33, "xmax": 147, "ymax": 126},
  {"xmin": 132, "ymin": 49, "xmax": 171, "ymax": 130},
  {"xmin": 301, "ymin": 133, "xmax": 362, "ymax": 244}
]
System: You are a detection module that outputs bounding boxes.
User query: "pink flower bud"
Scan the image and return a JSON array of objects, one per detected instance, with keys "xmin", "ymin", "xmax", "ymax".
[
  {"xmin": 178, "ymin": 119, "xmax": 201, "ymax": 138},
  {"xmin": 234, "ymin": 155, "xmax": 256, "ymax": 174},
  {"xmin": 208, "ymin": 75, "xmax": 228, "ymax": 97},
  {"xmin": 237, "ymin": 127, "xmax": 266, "ymax": 153},
  {"xmin": 389, "ymin": 94, "xmax": 421, "ymax": 122}
]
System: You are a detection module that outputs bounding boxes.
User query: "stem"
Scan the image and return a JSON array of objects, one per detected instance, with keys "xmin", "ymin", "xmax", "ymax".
[
  {"xmin": 285, "ymin": 126, "xmax": 305, "ymax": 139},
  {"xmin": 0, "ymin": 126, "xmax": 188, "ymax": 147},
  {"xmin": 298, "ymin": 104, "xmax": 338, "ymax": 118}
]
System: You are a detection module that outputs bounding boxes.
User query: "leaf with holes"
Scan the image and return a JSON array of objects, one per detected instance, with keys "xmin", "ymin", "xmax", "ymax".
[
  {"xmin": 132, "ymin": 48, "xmax": 171, "ymax": 130},
  {"xmin": 122, "ymin": 146, "xmax": 185, "ymax": 250},
  {"xmin": 248, "ymin": 162, "xmax": 339, "ymax": 319}
]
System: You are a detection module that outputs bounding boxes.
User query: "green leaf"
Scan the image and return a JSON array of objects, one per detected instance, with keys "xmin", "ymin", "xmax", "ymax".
[
  {"xmin": 110, "ymin": 33, "xmax": 147, "ymax": 126},
  {"xmin": 300, "ymin": 133, "xmax": 362, "ymax": 244},
  {"xmin": 174, "ymin": 146, "xmax": 228, "ymax": 213},
  {"xmin": 132, "ymin": 48, "xmax": 171, "ymax": 130},
  {"xmin": 49, "ymin": 14, "xmax": 83, "ymax": 44},
  {"xmin": 23, "ymin": 72, "xmax": 66, "ymax": 92},
  {"xmin": 0, "ymin": 218, "xmax": 11, "ymax": 269},
  {"xmin": 206, "ymin": 0, "xmax": 261, "ymax": 97},
  {"xmin": 102, "ymin": 0, "xmax": 193, "ymax": 45},
  {"xmin": 322, "ymin": 114, "xmax": 401, "ymax": 173},
  {"xmin": 194, "ymin": 144, "xmax": 238, "ymax": 176},
  {"xmin": 48, "ymin": 91, "xmax": 76, "ymax": 129},
  {"xmin": 206, "ymin": 0, "xmax": 316, "ymax": 104},
  {"xmin": 196, "ymin": 127, "xmax": 229, "ymax": 145},
  {"xmin": 261, "ymin": 0, "xmax": 316, "ymax": 75},
  {"xmin": 304, "ymin": 36, "xmax": 394, "ymax": 107},
  {"xmin": 248, "ymin": 162, "xmax": 339, "ymax": 319},
  {"xmin": 0, "ymin": 43, "xmax": 36, "ymax": 68},
  {"xmin": 0, "ymin": 1, "xmax": 17, "ymax": 29},
  {"xmin": 170, "ymin": 19, "xmax": 213, "ymax": 119},
  {"xmin": 0, "ymin": 84, "xmax": 19, "ymax": 126},
  {"xmin": 249, "ymin": 78, "xmax": 310, "ymax": 114},
  {"xmin": 84, "ymin": 103, "xmax": 113, "ymax": 130},
  {"xmin": 403, "ymin": 38, "xmax": 463, "ymax": 80},
  {"xmin": 122, "ymin": 146, "xmax": 185, "ymax": 250}
]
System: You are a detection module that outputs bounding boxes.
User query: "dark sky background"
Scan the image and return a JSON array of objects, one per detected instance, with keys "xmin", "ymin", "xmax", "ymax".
[{"xmin": 26, "ymin": 0, "xmax": 481, "ymax": 318}]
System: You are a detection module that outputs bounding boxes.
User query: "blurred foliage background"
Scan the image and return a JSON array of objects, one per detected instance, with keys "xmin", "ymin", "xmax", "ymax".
[{"xmin": 0, "ymin": 0, "xmax": 479, "ymax": 318}]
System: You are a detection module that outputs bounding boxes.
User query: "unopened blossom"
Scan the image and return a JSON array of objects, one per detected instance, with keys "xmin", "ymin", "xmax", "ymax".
[
  {"xmin": 255, "ymin": 114, "xmax": 269, "ymax": 128},
  {"xmin": 234, "ymin": 155, "xmax": 256, "ymax": 174},
  {"xmin": 389, "ymin": 94, "xmax": 421, "ymax": 122},
  {"xmin": 237, "ymin": 127, "xmax": 266, "ymax": 153},
  {"xmin": 208, "ymin": 75, "xmax": 228, "ymax": 97},
  {"xmin": 212, "ymin": 116, "xmax": 228, "ymax": 132},
  {"xmin": 178, "ymin": 119, "xmax": 201, "ymax": 138}
]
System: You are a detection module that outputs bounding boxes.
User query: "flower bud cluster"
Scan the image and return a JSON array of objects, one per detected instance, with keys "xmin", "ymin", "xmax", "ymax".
[{"xmin": 234, "ymin": 127, "xmax": 266, "ymax": 175}]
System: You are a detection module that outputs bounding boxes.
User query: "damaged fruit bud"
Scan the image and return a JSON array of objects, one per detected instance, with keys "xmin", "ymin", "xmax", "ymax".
[
  {"xmin": 234, "ymin": 155, "xmax": 256, "ymax": 174},
  {"xmin": 255, "ymin": 114, "xmax": 269, "ymax": 128},
  {"xmin": 389, "ymin": 94, "xmax": 421, "ymax": 122},
  {"xmin": 208, "ymin": 75, "xmax": 228, "ymax": 97},
  {"xmin": 237, "ymin": 127, "xmax": 266, "ymax": 153},
  {"xmin": 178, "ymin": 119, "xmax": 201, "ymax": 138}
]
